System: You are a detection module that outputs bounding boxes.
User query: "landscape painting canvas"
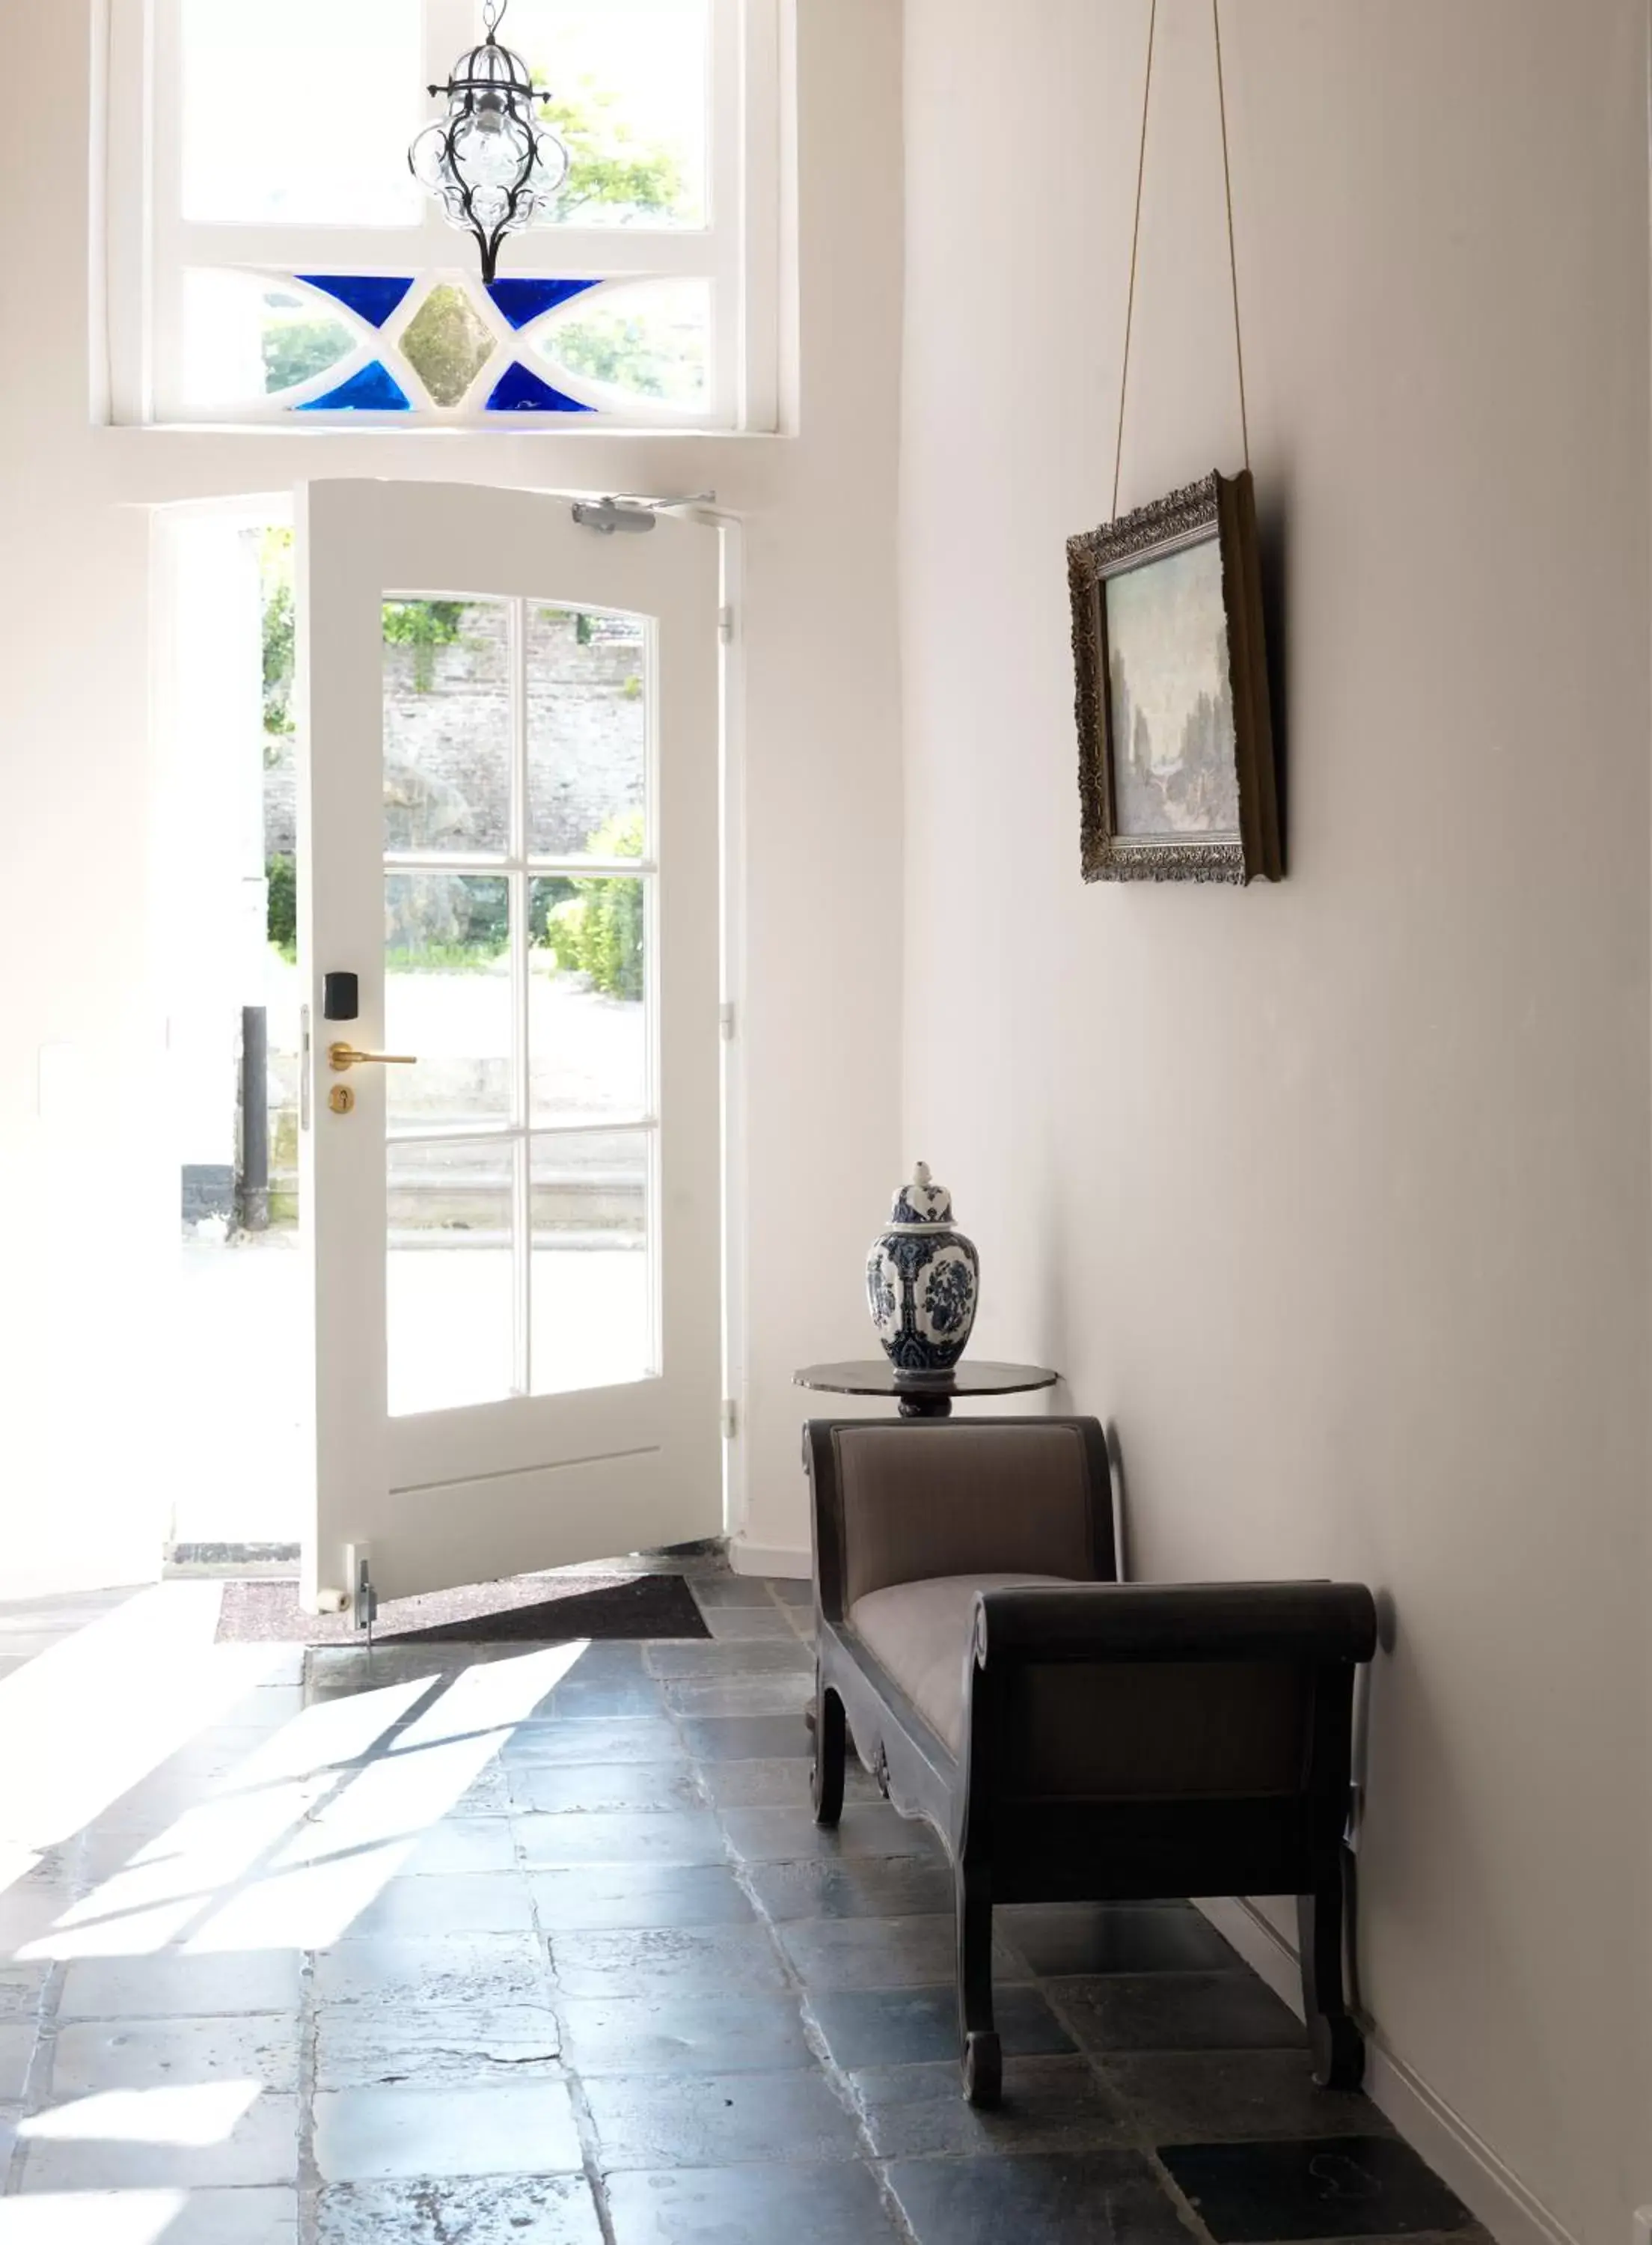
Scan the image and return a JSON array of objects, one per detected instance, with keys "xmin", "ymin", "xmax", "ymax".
[
  {"xmin": 1069, "ymin": 469, "xmax": 1280, "ymax": 885},
  {"xmin": 1105, "ymin": 538, "xmax": 1239, "ymax": 839}
]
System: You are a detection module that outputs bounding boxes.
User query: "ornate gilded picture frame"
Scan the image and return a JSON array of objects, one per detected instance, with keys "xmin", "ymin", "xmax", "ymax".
[{"xmin": 1069, "ymin": 469, "xmax": 1279, "ymax": 885}]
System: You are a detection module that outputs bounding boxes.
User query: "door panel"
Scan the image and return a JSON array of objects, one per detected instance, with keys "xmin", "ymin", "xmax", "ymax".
[{"xmin": 298, "ymin": 480, "xmax": 721, "ymax": 1607}]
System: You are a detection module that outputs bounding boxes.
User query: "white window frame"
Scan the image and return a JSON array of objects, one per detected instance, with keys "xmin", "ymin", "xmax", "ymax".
[{"xmin": 104, "ymin": 0, "xmax": 778, "ymax": 432}]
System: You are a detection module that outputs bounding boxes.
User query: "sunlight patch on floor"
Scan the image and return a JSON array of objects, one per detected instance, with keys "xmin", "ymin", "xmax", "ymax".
[
  {"xmin": 0, "ymin": 1586, "xmax": 286, "ymax": 1863},
  {"xmin": 19, "ymin": 2082, "xmax": 262, "ymax": 2148},
  {"xmin": 0, "ymin": 2193, "xmax": 193, "ymax": 2244},
  {"xmin": 18, "ymin": 1641, "xmax": 590, "ymax": 1961}
]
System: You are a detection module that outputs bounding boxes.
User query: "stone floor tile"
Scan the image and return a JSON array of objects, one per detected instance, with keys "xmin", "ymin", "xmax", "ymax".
[
  {"xmin": 551, "ymin": 1923, "xmax": 787, "ymax": 1998},
  {"xmin": 0, "ymin": 1882, "xmax": 85, "ymax": 1956},
  {"xmin": 719, "ymin": 1803, "xmax": 943, "ymax": 1865},
  {"xmin": 559, "ymin": 1990, "xmax": 813, "ymax": 2076},
  {"xmin": 605, "ymin": 2160, "xmax": 903, "ymax": 2244},
  {"xmin": 397, "ymin": 1818, "xmax": 520, "ymax": 1875},
  {"xmin": 584, "ymin": 2065, "xmax": 861, "ymax": 2169},
  {"xmin": 0, "ymin": 2021, "xmax": 34, "ymax": 2100},
  {"xmin": 700, "ymin": 1606, "xmax": 801, "ymax": 1640},
  {"xmin": 0, "ymin": 2104, "xmax": 15, "ymax": 2172},
  {"xmin": 885, "ymin": 2146, "xmax": 1192, "ymax": 2245},
  {"xmin": 314, "ymin": 2003, "xmax": 561, "ymax": 2090},
  {"xmin": 0, "ymin": 2186, "xmax": 299, "ymax": 2241},
  {"xmin": 1050, "ymin": 1970, "xmax": 1306, "ymax": 2055},
  {"xmin": 745, "ymin": 1856, "xmax": 955, "ymax": 1922},
  {"xmin": 317, "ymin": 2175, "xmax": 604, "ymax": 2243},
  {"xmin": 778, "ymin": 1913, "xmax": 1024, "ymax": 1991},
  {"xmin": 340, "ymin": 1872, "xmax": 535, "ymax": 1937},
  {"xmin": 509, "ymin": 1762, "xmax": 702, "ymax": 1816},
  {"xmin": 58, "ymin": 1949, "xmax": 301, "ymax": 2021},
  {"xmin": 543, "ymin": 1679, "xmax": 669, "ymax": 1721},
  {"xmin": 998, "ymin": 1900, "xmax": 1245, "ymax": 1978},
  {"xmin": 644, "ymin": 1640, "xmax": 812, "ymax": 1680},
  {"xmin": 313, "ymin": 2080, "xmax": 583, "ymax": 2182},
  {"xmin": 699, "ymin": 1756, "xmax": 878, "ymax": 1809},
  {"xmin": 513, "ymin": 1809, "xmax": 726, "ymax": 1871},
  {"xmin": 546, "ymin": 1641, "xmax": 652, "ymax": 1681},
  {"xmin": 0, "ymin": 1966, "xmax": 52, "ymax": 2022},
  {"xmin": 1104, "ymin": 2048, "xmax": 1394, "ymax": 2143},
  {"xmin": 771, "ymin": 1579, "xmax": 813, "ymax": 1605},
  {"xmin": 1158, "ymin": 2136, "xmax": 1478, "ymax": 2241},
  {"xmin": 447, "ymin": 1764, "xmax": 513, "ymax": 1816},
  {"xmin": 528, "ymin": 1864, "xmax": 753, "ymax": 1933},
  {"xmin": 808, "ymin": 1983, "xmax": 1074, "ymax": 2070},
  {"xmin": 851, "ymin": 2053, "xmax": 1134, "ymax": 2157},
  {"xmin": 18, "ymin": 2089, "xmax": 299, "ymax": 2191},
  {"xmin": 501, "ymin": 1719, "xmax": 686, "ymax": 1766},
  {"xmin": 687, "ymin": 1575, "xmax": 778, "ymax": 1609},
  {"xmin": 312, "ymin": 1931, "xmax": 549, "ymax": 2012},
  {"xmin": 676, "ymin": 1714, "xmax": 810, "ymax": 1762},
  {"xmin": 50, "ymin": 2016, "xmax": 299, "ymax": 2097},
  {"xmin": 665, "ymin": 1676, "xmax": 813, "ymax": 1717}
]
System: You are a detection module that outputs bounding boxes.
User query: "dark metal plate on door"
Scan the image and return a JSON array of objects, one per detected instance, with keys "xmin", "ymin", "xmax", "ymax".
[{"xmin": 322, "ymin": 971, "xmax": 359, "ymax": 1021}]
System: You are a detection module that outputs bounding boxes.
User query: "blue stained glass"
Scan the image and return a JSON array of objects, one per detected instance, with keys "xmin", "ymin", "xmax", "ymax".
[
  {"xmin": 485, "ymin": 361, "xmax": 593, "ymax": 414},
  {"xmin": 297, "ymin": 360, "xmax": 412, "ymax": 412},
  {"xmin": 486, "ymin": 277, "xmax": 601, "ymax": 330},
  {"xmin": 296, "ymin": 275, "xmax": 415, "ymax": 328}
]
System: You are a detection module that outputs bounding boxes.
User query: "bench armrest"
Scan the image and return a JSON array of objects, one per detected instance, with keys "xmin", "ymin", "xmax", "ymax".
[{"xmin": 973, "ymin": 1580, "xmax": 1377, "ymax": 1667}]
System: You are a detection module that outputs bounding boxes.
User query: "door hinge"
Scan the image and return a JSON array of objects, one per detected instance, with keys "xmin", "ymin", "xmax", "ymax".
[
  {"xmin": 721, "ymin": 1399, "xmax": 738, "ymax": 1441},
  {"xmin": 718, "ymin": 604, "xmax": 735, "ymax": 644},
  {"xmin": 719, "ymin": 1001, "xmax": 736, "ymax": 1042}
]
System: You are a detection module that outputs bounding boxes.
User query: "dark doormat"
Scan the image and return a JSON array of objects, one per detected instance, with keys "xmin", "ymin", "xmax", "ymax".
[{"xmin": 215, "ymin": 1571, "xmax": 711, "ymax": 1646}]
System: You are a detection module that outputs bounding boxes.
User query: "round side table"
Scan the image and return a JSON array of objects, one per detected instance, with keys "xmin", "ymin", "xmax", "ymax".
[{"xmin": 793, "ymin": 1359, "xmax": 1059, "ymax": 1420}]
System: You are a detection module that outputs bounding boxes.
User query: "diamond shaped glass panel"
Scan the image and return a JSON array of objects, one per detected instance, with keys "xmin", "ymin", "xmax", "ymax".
[{"xmin": 400, "ymin": 284, "xmax": 497, "ymax": 407}]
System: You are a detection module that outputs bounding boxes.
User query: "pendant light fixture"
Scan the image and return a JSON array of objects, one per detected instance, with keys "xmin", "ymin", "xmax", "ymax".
[{"xmin": 409, "ymin": 0, "xmax": 569, "ymax": 284}]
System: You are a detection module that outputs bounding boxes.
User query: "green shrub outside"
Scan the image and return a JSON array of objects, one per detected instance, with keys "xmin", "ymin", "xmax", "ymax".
[
  {"xmin": 266, "ymin": 853, "xmax": 297, "ymax": 959},
  {"xmin": 542, "ymin": 810, "xmax": 644, "ymax": 1000}
]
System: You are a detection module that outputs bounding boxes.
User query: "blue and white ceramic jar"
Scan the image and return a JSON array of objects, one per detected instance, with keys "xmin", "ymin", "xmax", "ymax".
[{"xmin": 866, "ymin": 1162, "xmax": 980, "ymax": 1376}]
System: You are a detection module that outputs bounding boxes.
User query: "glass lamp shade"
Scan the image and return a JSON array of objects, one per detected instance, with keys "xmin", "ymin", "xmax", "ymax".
[{"xmin": 409, "ymin": 26, "xmax": 569, "ymax": 282}]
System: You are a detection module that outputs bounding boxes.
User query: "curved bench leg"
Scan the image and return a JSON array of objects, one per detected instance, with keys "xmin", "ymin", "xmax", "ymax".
[
  {"xmin": 810, "ymin": 1671, "xmax": 845, "ymax": 1827},
  {"xmin": 1297, "ymin": 1854, "xmax": 1364, "ymax": 2090},
  {"xmin": 955, "ymin": 1859, "xmax": 1001, "ymax": 2107}
]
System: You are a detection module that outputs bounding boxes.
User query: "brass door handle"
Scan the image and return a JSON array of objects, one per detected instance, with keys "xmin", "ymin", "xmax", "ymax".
[{"xmin": 328, "ymin": 1042, "xmax": 418, "ymax": 1072}]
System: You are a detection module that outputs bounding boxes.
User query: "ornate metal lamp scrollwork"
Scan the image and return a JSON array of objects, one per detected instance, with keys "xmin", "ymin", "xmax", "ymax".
[{"xmin": 409, "ymin": 0, "xmax": 569, "ymax": 284}]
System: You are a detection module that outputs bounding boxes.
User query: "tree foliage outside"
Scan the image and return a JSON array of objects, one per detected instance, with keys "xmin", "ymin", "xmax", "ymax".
[
  {"xmin": 541, "ymin": 810, "xmax": 645, "ymax": 1000},
  {"xmin": 536, "ymin": 85, "xmax": 686, "ymax": 223},
  {"xmin": 382, "ymin": 599, "xmax": 468, "ymax": 691}
]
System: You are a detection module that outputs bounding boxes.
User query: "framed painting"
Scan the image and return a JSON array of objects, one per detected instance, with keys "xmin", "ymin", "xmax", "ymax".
[{"xmin": 1068, "ymin": 469, "xmax": 1280, "ymax": 884}]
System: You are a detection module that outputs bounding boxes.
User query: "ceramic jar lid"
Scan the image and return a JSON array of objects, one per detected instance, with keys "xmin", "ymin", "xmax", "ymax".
[{"xmin": 887, "ymin": 1161, "xmax": 955, "ymax": 1230}]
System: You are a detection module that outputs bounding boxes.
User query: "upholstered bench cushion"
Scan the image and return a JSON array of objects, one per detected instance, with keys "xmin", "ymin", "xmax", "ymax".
[{"xmin": 847, "ymin": 1572, "xmax": 1076, "ymax": 1753}]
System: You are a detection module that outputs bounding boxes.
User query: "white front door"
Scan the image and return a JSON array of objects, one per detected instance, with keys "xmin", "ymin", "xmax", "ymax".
[{"xmin": 297, "ymin": 480, "xmax": 722, "ymax": 1609}]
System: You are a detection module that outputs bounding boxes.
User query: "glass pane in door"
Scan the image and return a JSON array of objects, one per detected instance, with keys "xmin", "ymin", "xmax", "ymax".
[
  {"xmin": 385, "ymin": 873, "xmax": 512, "ymax": 1128},
  {"xmin": 529, "ymin": 874, "xmax": 648, "ymax": 1124},
  {"xmin": 530, "ymin": 1130, "xmax": 652, "ymax": 1394},
  {"xmin": 387, "ymin": 1138, "xmax": 513, "ymax": 1414},
  {"xmin": 384, "ymin": 598, "xmax": 512, "ymax": 852},
  {"xmin": 525, "ymin": 606, "xmax": 648, "ymax": 857}
]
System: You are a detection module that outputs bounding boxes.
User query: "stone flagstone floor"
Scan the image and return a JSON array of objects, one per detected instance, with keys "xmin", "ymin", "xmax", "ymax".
[{"xmin": 0, "ymin": 1569, "xmax": 1488, "ymax": 2244}]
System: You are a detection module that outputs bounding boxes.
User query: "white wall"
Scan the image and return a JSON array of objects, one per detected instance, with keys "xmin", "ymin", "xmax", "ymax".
[
  {"xmin": 0, "ymin": 0, "xmax": 902, "ymax": 1592},
  {"xmin": 900, "ymin": 1, "xmax": 1652, "ymax": 2241}
]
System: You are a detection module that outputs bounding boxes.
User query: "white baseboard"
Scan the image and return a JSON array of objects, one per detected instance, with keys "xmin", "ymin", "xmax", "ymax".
[
  {"xmin": 1194, "ymin": 1898, "xmax": 1579, "ymax": 2245},
  {"xmin": 727, "ymin": 1535, "xmax": 810, "ymax": 1580}
]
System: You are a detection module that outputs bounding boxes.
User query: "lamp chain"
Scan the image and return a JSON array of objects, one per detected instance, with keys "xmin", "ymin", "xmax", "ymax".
[{"xmin": 1110, "ymin": 0, "xmax": 1250, "ymax": 522}]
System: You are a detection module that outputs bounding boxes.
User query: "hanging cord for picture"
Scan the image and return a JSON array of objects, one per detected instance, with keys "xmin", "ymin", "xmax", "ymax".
[{"xmin": 1110, "ymin": 0, "xmax": 1250, "ymax": 520}]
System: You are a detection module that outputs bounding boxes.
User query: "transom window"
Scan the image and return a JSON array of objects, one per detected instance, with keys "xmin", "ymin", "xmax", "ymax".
[{"xmin": 106, "ymin": 0, "xmax": 774, "ymax": 429}]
